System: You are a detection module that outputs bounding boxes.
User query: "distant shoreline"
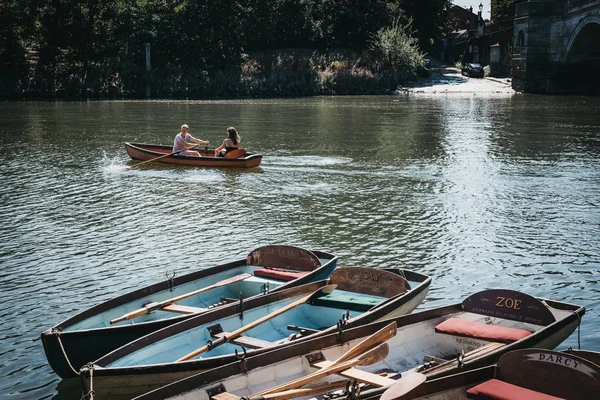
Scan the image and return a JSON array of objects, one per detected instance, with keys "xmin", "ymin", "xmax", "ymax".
[{"xmin": 395, "ymin": 66, "xmax": 515, "ymax": 95}]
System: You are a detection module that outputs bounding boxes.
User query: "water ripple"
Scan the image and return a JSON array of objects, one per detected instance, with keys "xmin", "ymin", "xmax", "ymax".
[{"xmin": 1, "ymin": 97, "xmax": 599, "ymax": 399}]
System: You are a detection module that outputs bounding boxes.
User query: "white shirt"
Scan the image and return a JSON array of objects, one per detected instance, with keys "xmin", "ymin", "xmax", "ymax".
[{"xmin": 173, "ymin": 132, "xmax": 195, "ymax": 152}]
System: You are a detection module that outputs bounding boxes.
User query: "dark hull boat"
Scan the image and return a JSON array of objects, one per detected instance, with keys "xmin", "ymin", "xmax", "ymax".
[
  {"xmin": 41, "ymin": 245, "xmax": 337, "ymax": 378},
  {"xmin": 80, "ymin": 267, "xmax": 432, "ymax": 399},
  {"xmin": 371, "ymin": 348, "xmax": 600, "ymax": 400},
  {"xmin": 125, "ymin": 143, "xmax": 263, "ymax": 168},
  {"xmin": 131, "ymin": 289, "xmax": 585, "ymax": 400}
]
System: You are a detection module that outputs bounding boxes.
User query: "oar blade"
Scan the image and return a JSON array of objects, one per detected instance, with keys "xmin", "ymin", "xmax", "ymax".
[
  {"xmin": 380, "ymin": 373, "xmax": 427, "ymax": 400},
  {"xmin": 357, "ymin": 342, "xmax": 389, "ymax": 366},
  {"xmin": 334, "ymin": 321, "xmax": 397, "ymax": 364}
]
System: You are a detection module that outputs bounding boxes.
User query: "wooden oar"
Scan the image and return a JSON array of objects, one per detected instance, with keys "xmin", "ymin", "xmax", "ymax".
[
  {"xmin": 177, "ymin": 284, "xmax": 337, "ymax": 362},
  {"xmin": 214, "ymin": 344, "xmax": 389, "ymax": 400},
  {"xmin": 110, "ymin": 273, "xmax": 251, "ymax": 325},
  {"xmin": 379, "ymin": 372, "xmax": 427, "ymax": 400},
  {"xmin": 258, "ymin": 380, "xmax": 348, "ymax": 400},
  {"xmin": 130, "ymin": 143, "xmax": 202, "ymax": 168},
  {"xmin": 329, "ymin": 321, "xmax": 397, "ymax": 366},
  {"xmin": 257, "ymin": 321, "xmax": 397, "ymax": 396}
]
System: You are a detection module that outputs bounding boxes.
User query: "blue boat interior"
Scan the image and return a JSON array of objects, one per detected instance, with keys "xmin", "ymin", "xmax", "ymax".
[
  {"xmin": 65, "ymin": 265, "xmax": 295, "ymax": 331},
  {"xmin": 106, "ymin": 279, "xmax": 417, "ymax": 368}
]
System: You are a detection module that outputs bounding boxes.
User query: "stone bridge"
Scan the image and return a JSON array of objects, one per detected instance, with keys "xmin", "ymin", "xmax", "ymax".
[{"xmin": 512, "ymin": 0, "xmax": 600, "ymax": 94}]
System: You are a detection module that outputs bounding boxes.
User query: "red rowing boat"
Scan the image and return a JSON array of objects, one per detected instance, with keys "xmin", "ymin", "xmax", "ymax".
[{"xmin": 125, "ymin": 143, "xmax": 263, "ymax": 168}]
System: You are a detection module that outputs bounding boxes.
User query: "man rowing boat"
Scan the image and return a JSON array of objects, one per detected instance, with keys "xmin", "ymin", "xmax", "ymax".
[{"xmin": 173, "ymin": 124, "xmax": 210, "ymax": 156}]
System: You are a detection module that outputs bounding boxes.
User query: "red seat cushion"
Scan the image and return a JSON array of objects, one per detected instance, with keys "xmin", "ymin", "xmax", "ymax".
[
  {"xmin": 466, "ymin": 379, "xmax": 564, "ymax": 400},
  {"xmin": 435, "ymin": 318, "xmax": 532, "ymax": 343},
  {"xmin": 254, "ymin": 268, "xmax": 309, "ymax": 282}
]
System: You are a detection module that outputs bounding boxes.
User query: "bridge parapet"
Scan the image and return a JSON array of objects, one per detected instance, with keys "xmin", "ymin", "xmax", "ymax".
[
  {"xmin": 515, "ymin": 0, "xmax": 564, "ymax": 17},
  {"xmin": 567, "ymin": 0, "xmax": 597, "ymax": 11}
]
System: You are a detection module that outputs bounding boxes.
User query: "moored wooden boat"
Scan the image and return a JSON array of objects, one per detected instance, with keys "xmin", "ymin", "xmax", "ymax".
[
  {"xmin": 372, "ymin": 348, "xmax": 600, "ymax": 400},
  {"xmin": 80, "ymin": 267, "xmax": 432, "ymax": 399},
  {"xmin": 125, "ymin": 142, "xmax": 263, "ymax": 168},
  {"xmin": 130, "ymin": 289, "xmax": 585, "ymax": 400},
  {"xmin": 41, "ymin": 245, "xmax": 337, "ymax": 378}
]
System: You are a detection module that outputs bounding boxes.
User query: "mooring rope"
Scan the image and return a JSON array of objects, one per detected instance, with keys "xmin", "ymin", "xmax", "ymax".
[
  {"xmin": 52, "ymin": 328, "xmax": 80, "ymax": 376},
  {"xmin": 398, "ymin": 269, "xmax": 407, "ymax": 280},
  {"xmin": 79, "ymin": 363, "xmax": 95, "ymax": 400}
]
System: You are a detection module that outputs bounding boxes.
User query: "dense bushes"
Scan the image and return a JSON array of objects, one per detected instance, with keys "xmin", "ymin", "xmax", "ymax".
[{"xmin": 1, "ymin": 0, "xmax": 452, "ymax": 98}]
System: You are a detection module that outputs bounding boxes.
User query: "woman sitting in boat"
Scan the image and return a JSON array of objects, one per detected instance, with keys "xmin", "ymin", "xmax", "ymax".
[
  {"xmin": 173, "ymin": 124, "xmax": 209, "ymax": 156},
  {"xmin": 214, "ymin": 127, "xmax": 241, "ymax": 157}
]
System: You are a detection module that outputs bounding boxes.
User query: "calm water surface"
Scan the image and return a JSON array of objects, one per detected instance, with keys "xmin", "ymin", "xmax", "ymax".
[{"xmin": 1, "ymin": 95, "xmax": 599, "ymax": 399}]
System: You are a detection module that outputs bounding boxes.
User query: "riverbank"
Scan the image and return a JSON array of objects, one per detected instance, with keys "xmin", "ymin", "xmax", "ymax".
[{"xmin": 395, "ymin": 65, "xmax": 515, "ymax": 95}]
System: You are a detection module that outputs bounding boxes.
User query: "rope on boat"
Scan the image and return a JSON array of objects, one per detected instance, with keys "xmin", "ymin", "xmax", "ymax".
[
  {"xmin": 398, "ymin": 269, "xmax": 407, "ymax": 280},
  {"xmin": 79, "ymin": 363, "xmax": 95, "ymax": 400},
  {"xmin": 52, "ymin": 327, "xmax": 80, "ymax": 376}
]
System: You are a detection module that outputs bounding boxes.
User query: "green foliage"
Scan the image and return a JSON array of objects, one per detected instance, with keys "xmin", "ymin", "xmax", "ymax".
[
  {"xmin": 491, "ymin": 0, "xmax": 516, "ymax": 30},
  {"xmin": 0, "ymin": 0, "xmax": 29, "ymax": 97},
  {"xmin": 1, "ymin": 0, "xmax": 454, "ymax": 98},
  {"xmin": 369, "ymin": 20, "xmax": 425, "ymax": 73},
  {"xmin": 389, "ymin": 0, "xmax": 453, "ymax": 54}
]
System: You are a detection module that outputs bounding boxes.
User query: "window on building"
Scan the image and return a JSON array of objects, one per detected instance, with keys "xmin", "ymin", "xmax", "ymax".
[{"xmin": 516, "ymin": 31, "xmax": 525, "ymax": 48}]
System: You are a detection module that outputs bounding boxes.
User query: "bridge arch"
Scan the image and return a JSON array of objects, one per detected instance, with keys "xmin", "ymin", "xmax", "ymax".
[
  {"xmin": 565, "ymin": 14, "xmax": 600, "ymax": 62},
  {"xmin": 512, "ymin": 1, "xmax": 600, "ymax": 94}
]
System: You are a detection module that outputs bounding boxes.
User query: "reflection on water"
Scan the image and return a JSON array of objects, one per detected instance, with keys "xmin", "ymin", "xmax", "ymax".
[{"xmin": 0, "ymin": 96, "xmax": 599, "ymax": 399}]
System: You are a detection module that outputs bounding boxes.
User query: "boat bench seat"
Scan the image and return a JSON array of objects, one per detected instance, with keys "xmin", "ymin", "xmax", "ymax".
[
  {"xmin": 213, "ymin": 332, "xmax": 275, "ymax": 349},
  {"xmin": 254, "ymin": 267, "xmax": 310, "ymax": 282},
  {"xmin": 435, "ymin": 318, "xmax": 532, "ymax": 344},
  {"xmin": 311, "ymin": 289, "xmax": 387, "ymax": 312},
  {"xmin": 466, "ymin": 378, "xmax": 564, "ymax": 400}
]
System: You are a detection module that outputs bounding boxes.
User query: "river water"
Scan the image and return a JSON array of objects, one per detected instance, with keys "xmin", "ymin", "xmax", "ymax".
[{"xmin": 1, "ymin": 95, "xmax": 599, "ymax": 399}]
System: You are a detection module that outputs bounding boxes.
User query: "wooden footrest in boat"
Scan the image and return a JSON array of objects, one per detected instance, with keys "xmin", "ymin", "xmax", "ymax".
[{"xmin": 162, "ymin": 304, "xmax": 208, "ymax": 314}]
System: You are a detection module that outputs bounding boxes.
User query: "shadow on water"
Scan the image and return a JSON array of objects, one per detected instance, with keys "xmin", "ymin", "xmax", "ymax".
[{"xmin": 53, "ymin": 378, "xmax": 83, "ymax": 400}]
